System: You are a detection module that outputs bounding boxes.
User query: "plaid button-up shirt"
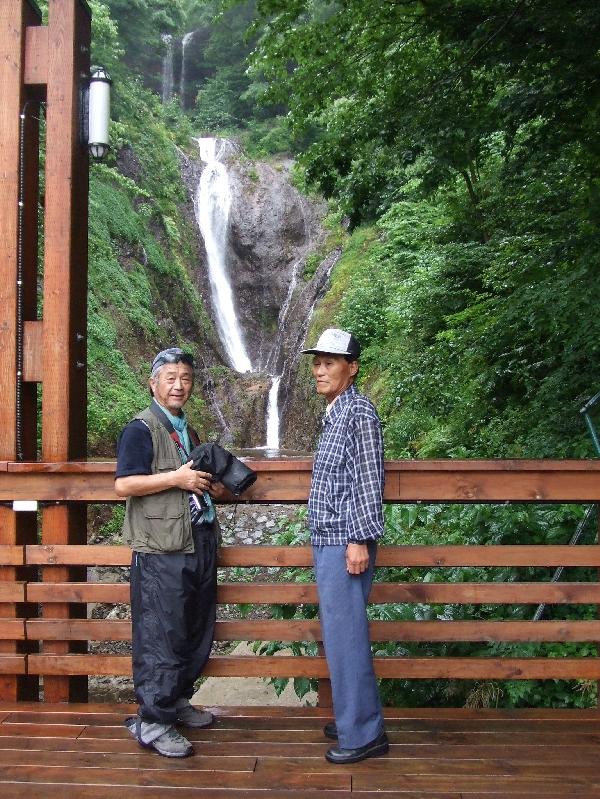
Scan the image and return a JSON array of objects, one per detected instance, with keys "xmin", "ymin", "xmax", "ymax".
[{"xmin": 308, "ymin": 384, "xmax": 384, "ymax": 546}]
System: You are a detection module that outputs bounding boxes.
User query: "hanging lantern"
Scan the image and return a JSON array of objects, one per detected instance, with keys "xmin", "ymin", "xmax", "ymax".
[{"xmin": 87, "ymin": 66, "xmax": 112, "ymax": 160}]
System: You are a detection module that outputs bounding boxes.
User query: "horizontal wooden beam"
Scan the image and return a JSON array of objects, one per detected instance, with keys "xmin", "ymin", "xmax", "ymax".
[
  {"xmin": 27, "ymin": 619, "xmax": 131, "ymax": 641},
  {"xmin": 22, "ymin": 543, "xmax": 600, "ymax": 568},
  {"xmin": 0, "ymin": 657, "xmax": 26, "ymax": 675},
  {"xmin": 26, "ymin": 654, "xmax": 600, "ymax": 680},
  {"xmin": 374, "ymin": 545, "xmax": 600, "ymax": 567},
  {"xmin": 217, "ymin": 581, "xmax": 600, "ymax": 605},
  {"xmin": 25, "ymin": 580, "xmax": 600, "ymax": 606},
  {"xmin": 0, "ymin": 583, "xmax": 25, "ymax": 603},
  {"xmin": 0, "ymin": 547, "xmax": 24, "ymax": 566},
  {"xmin": 26, "ymin": 582, "xmax": 131, "ymax": 603},
  {"xmin": 2, "ymin": 459, "xmax": 600, "ymax": 502},
  {"xmin": 220, "ymin": 544, "xmax": 600, "ymax": 568},
  {"xmin": 28, "ymin": 654, "xmax": 131, "ymax": 676},
  {"xmin": 23, "ymin": 580, "xmax": 600, "ymax": 606},
  {"xmin": 26, "ymin": 545, "xmax": 130, "ymax": 566},
  {"xmin": 24, "ymin": 618, "xmax": 600, "ymax": 644}
]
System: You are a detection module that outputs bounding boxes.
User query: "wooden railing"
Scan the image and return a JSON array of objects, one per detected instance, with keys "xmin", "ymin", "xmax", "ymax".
[{"xmin": 1, "ymin": 459, "xmax": 600, "ymax": 702}]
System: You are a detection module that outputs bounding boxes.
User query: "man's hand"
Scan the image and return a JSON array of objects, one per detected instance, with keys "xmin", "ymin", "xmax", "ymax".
[
  {"xmin": 115, "ymin": 463, "xmax": 212, "ymax": 499},
  {"xmin": 346, "ymin": 542, "xmax": 369, "ymax": 574},
  {"xmin": 173, "ymin": 461, "xmax": 213, "ymax": 494}
]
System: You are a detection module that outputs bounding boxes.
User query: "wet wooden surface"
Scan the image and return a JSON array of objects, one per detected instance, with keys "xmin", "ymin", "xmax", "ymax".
[{"xmin": 0, "ymin": 703, "xmax": 599, "ymax": 796}]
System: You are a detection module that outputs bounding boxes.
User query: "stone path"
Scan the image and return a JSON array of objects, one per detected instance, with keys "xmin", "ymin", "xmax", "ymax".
[{"xmin": 192, "ymin": 642, "xmax": 318, "ymax": 707}]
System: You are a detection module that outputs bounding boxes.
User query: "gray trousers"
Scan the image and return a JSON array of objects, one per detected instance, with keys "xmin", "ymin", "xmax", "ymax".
[
  {"xmin": 130, "ymin": 523, "xmax": 217, "ymax": 724},
  {"xmin": 313, "ymin": 542, "xmax": 384, "ymax": 749}
]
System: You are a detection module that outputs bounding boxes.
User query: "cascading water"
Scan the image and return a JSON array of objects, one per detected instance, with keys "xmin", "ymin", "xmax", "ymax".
[
  {"xmin": 265, "ymin": 258, "xmax": 301, "ymax": 375},
  {"xmin": 194, "ymin": 137, "xmax": 253, "ymax": 374},
  {"xmin": 265, "ymin": 376, "xmax": 281, "ymax": 450},
  {"xmin": 180, "ymin": 31, "xmax": 194, "ymax": 108},
  {"xmin": 160, "ymin": 34, "xmax": 174, "ymax": 104}
]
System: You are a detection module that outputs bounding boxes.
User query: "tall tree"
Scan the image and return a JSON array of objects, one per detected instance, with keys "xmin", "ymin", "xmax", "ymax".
[{"xmin": 231, "ymin": 0, "xmax": 600, "ymax": 226}]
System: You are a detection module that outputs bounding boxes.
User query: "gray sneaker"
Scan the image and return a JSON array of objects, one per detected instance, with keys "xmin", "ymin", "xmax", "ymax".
[
  {"xmin": 125, "ymin": 716, "xmax": 193, "ymax": 758},
  {"xmin": 176, "ymin": 703, "xmax": 214, "ymax": 728}
]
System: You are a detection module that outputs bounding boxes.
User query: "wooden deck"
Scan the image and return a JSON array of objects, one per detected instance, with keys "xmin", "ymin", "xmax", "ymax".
[{"xmin": 0, "ymin": 704, "xmax": 599, "ymax": 797}]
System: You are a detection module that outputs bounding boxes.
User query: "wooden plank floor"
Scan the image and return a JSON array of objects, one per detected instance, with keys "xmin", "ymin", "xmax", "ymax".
[{"xmin": 0, "ymin": 704, "xmax": 599, "ymax": 796}]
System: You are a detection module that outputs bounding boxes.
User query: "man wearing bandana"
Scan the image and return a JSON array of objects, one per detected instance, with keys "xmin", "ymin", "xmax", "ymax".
[{"xmin": 115, "ymin": 347, "xmax": 223, "ymax": 758}]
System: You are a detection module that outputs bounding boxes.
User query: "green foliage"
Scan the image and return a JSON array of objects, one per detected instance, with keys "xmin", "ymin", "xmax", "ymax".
[
  {"xmin": 298, "ymin": 208, "xmax": 348, "ymax": 280},
  {"xmin": 186, "ymin": 1, "xmax": 289, "ymax": 137},
  {"xmin": 238, "ymin": 0, "xmax": 600, "ymax": 225},
  {"xmin": 302, "ymin": 253, "xmax": 320, "ymax": 280},
  {"xmin": 238, "ymin": 116, "xmax": 310, "ymax": 159},
  {"xmin": 88, "ymin": 150, "xmax": 211, "ymax": 453},
  {"xmin": 334, "ymin": 178, "xmax": 600, "ymax": 459},
  {"xmin": 195, "ymin": 73, "xmax": 240, "ymax": 130},
  {"xmin": 380, "ymin": 500, "xmax": 599, "ymax": 710},
  {"xmin": 90, "ymin": 505, "xmax": 126, "ymax": 543}
]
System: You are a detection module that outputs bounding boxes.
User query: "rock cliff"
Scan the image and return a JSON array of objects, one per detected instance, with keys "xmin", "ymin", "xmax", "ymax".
[{"xmin": 179, "ymin": 141, "xmax": 339, "ymax": 450}]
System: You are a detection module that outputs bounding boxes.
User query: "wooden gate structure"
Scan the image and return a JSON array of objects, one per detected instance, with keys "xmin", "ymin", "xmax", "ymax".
[
  {"xmin": 3, "ymin": 1, "xmax": 600, "ymax": 795},
  {"xmin": 0, "ymin": 0, "xmax": 90, "ymax": 703}
]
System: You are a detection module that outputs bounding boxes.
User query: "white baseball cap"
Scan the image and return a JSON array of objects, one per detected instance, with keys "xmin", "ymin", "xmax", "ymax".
[{"xmin": 302, "ymin": 328, "xmax": 361, "ymax": 358}]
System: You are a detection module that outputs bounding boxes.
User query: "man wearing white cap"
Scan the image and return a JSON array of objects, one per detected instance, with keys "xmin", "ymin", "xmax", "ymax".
[{"xmin": 302, "ymin": 328, "xmax": 388, "ymax": 764}]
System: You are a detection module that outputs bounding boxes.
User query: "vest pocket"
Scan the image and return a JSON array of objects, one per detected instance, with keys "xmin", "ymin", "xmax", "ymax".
[{"xmin": 141, "ymin": 490, "xmax": 187, "ymax": 552}]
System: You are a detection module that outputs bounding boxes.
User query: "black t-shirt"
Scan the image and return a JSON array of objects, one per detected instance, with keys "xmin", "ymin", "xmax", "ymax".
[{"xmin": 115, "ymin": 420, "xmax": 154, "ymax": 478}]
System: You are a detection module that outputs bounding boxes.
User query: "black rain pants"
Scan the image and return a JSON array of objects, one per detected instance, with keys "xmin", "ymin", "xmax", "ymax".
[{"xmin": 130, "ymin": 522, "xmax": 217, "ymax": 724}]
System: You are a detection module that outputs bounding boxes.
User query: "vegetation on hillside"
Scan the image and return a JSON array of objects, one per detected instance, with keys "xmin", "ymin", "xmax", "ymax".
[
  {"xmin": 69, "ymin": 0, "xmax": 218, "ymax": 452},
  {"xmin": 231, "ymin": 0, "xmax": 600, "ymax": 460}
]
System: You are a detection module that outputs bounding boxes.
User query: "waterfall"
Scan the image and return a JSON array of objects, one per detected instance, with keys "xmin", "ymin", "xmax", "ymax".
[
  {"xmin": 194, "ymin": 137, "xmax": 253, "ymax": 374},
  {"xmin": 265, "ymin": 376, "xmax": 281, "ymax": 450},
  {"xmin": 180, "ymin": 31, "xmax": 194, "ymax": 108},
  {"xmin": 265, "ymin": 258, "xmax": 301, "ymax": 375},
  {"xmin": 160, "ymin": 34, "xmax": 174, "ymax": 104}
]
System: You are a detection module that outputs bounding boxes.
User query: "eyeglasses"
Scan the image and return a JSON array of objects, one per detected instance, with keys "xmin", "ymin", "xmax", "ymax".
[{"xmin": 151, "ymin": 348, "xmax": 195, "ymax": 374}]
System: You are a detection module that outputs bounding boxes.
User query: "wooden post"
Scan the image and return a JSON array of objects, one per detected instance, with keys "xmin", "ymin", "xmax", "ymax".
[
  {"xmin": 0, "ymin": 0, "xmax": 43, "ymax": 701},
  {"xmin": 40, "ymin": 0, "xmax": 91, "ymax": 703}
]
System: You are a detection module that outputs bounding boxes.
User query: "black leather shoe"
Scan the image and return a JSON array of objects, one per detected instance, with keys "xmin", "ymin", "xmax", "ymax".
[
  {"xmin": 325, "ymin": 730, "xmax": 389, "ymax": 764},
  {"xmin": 323, "ymin": 721, "xmax": 338, "ymax": 740}
]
